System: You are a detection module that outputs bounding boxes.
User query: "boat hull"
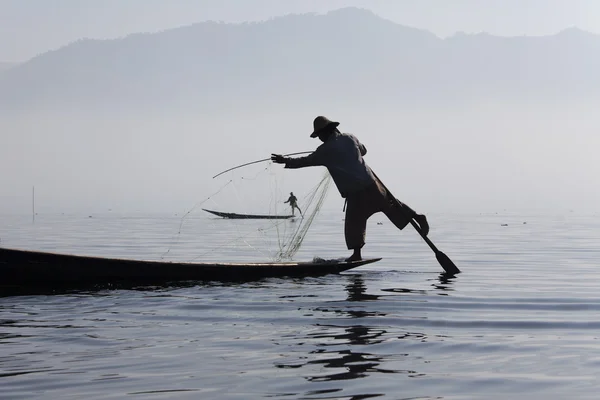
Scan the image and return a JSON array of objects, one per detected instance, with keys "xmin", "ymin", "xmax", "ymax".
[
  {"xmin": 202, "ymin": 208, "xmax": 294, "ymax": 219},
  {"xmin": 0, "ymin": 247, "xmax": 381, "ymax": 289}
]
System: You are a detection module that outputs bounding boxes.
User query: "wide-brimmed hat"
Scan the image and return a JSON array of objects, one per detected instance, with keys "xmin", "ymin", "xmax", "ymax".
[{"xmin": 310, "ymin": 116, "xmax": 340, "ymax": 138}]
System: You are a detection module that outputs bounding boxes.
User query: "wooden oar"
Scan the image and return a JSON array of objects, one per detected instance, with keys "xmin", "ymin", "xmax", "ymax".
[{"xmin": 371, "ymin": 171, "xmax": 460, "ymax": 275}]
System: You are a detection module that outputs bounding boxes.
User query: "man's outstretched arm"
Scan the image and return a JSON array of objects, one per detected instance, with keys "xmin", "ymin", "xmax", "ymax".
[{"xmin": 271, "ymin": 152, "xmax": 322, "ymax": 169}]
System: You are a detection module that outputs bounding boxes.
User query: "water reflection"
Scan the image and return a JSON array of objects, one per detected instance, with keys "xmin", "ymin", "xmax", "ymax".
[
  {"xmin": 0, "ymin": 277, "xmax": 256, "ymax": 298},
  {"xmin": 275, "ymin": 274, "xmax": 425, "ymax": 390},
  {"xmin": 309, "ymin": 324, "xmax": 387, "ymax": 346},
  {"xmin": 345, "ymin": 275, "xmax": 380, "ymax": 302},
  {"xmin": 305, "ymin": 349, "xmax": 401, "ymax": 382},
  {"xmin": 381, "ymin": 272, "xmax": 457, "ymax": 296},
  {"xmin": 303, "ymin": 388, "xmax": 383, "ymax": 399},
  {"xmin": 429, "ymin": 272, "xmax": 457, "ymax": 294}
]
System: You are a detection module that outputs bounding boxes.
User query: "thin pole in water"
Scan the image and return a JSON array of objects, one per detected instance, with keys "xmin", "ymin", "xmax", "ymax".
[{"xmin": 32, "ymin": 186, "xmax": 35, "ymax": 223}]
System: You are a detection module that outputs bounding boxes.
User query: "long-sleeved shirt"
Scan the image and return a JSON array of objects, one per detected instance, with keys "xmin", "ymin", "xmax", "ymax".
[
  {"xmin": 284, "ymin": 132, "xmax": 376, "ymax": 198},
  {"xmin": 285, "ymin": 195, "xmax": 298, "ymax": 205}
]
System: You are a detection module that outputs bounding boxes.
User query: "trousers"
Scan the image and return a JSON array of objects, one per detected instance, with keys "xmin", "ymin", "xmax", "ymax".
[{"xmin": 344, "ymin": 179, "xmax": 416, "ymax": 250}]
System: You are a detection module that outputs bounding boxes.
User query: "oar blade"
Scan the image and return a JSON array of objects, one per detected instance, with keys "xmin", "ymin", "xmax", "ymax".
[{"xmin": 435, "ymin": 251, "xmax": 461, "ymax": 275}]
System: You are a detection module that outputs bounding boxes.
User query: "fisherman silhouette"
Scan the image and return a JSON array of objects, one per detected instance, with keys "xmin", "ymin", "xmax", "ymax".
[
  {"xmin": 284, "ymin": 192, "xmax": 303, "ymax": 217},
  {"xmin": 272, "ymin": 116, "xmax": 429, "ymax": 262}
]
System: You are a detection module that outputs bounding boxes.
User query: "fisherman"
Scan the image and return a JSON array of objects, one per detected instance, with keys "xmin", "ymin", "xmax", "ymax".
[
  {"xmin": 271, "ymin": 116, "xmax": 429, "ymax": 262},
  {"xmin": 284, "ymin": 192, "xmax": 303, "ymax": 216}
]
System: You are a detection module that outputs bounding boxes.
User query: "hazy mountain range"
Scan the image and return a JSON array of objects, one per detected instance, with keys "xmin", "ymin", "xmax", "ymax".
[
  {"xmin": 1, "ymin": 7, "xmax": 599, "ymax": 112},
  {"xmin": 2, "ymin": 8, "xmax": 600, "ymax": 215}
]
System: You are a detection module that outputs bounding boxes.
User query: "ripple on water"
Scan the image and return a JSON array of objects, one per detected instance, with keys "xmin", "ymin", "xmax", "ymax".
[{"xmin": 2, "ymin": 213, "xmax": 600, "ymax": 399}]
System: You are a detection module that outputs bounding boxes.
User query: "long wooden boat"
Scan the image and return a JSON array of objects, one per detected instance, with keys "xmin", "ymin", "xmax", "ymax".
[
  {"xmin": 203, "ymin": 208, "xmax": 294, "ymax": 219},
  {"xmin": 0, "ymin": 247, "xmax": 381, "ymax": 288}
]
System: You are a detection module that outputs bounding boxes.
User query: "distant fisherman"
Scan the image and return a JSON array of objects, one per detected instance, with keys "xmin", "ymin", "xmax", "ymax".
[
  {"xmin": 271, "ymin": 116, "xmax": 429, "ymax": 261},
  {"xmin": 284, "ymin": 192, "xmax": 303, "ymax": 216}
]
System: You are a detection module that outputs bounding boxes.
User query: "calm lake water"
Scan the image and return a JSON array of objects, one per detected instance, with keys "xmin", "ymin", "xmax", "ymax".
[{"xmin": 1, "ymin": 211, "xmax": 599, "ymax": 399}]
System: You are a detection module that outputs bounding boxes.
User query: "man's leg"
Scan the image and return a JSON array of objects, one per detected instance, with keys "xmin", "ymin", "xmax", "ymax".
[
  {"xmin": 348, "ymin": 248, "xmax": 362, "ymax": 262},
  {"xmin": 344, "ymin": 186, "xmax": 379, "ymax": 261},
  {"xmin": 383, "ymin": 197, "xmax": 429, "ymax": 236},
  {"xmin": 344, "ymin": 216, "xmax": 366, "ymax": 261},
  {"xmin": 414, "ymin": 213, "xmax": 429, "ymax": 235},
  {"xmin": 375, "ymin": 179, "xmax": 429, "ymax": 235}
]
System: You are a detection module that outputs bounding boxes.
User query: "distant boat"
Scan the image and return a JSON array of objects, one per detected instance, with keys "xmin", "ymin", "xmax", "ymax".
[{"xmin": 202, "ymin": 208, "xmax": 294, "ymax": 220}]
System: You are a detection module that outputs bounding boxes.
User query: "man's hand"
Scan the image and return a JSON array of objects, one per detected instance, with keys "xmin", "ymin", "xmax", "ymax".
[{"xmin": 271, "ymin": 154, "xmax": 287, "ymax": 164}]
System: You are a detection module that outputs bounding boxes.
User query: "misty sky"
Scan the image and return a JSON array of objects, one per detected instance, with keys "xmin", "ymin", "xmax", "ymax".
[
  {"xmin": 2, "ymin": 1, "xmax": 600, "ymax": 216},
  {"xmin": 2, "ymin": 0, "xmax": 600, "ymax": 62}
]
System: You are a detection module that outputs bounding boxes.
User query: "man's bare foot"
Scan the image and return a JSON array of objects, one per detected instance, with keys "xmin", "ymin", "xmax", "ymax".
[
  {"xmin": 414, "ymin": 214, "xmax": 429, "ymax": 236},
  {"xmin": 346, "ymin": 249, "xmax": 362, "ymax": 262}
]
